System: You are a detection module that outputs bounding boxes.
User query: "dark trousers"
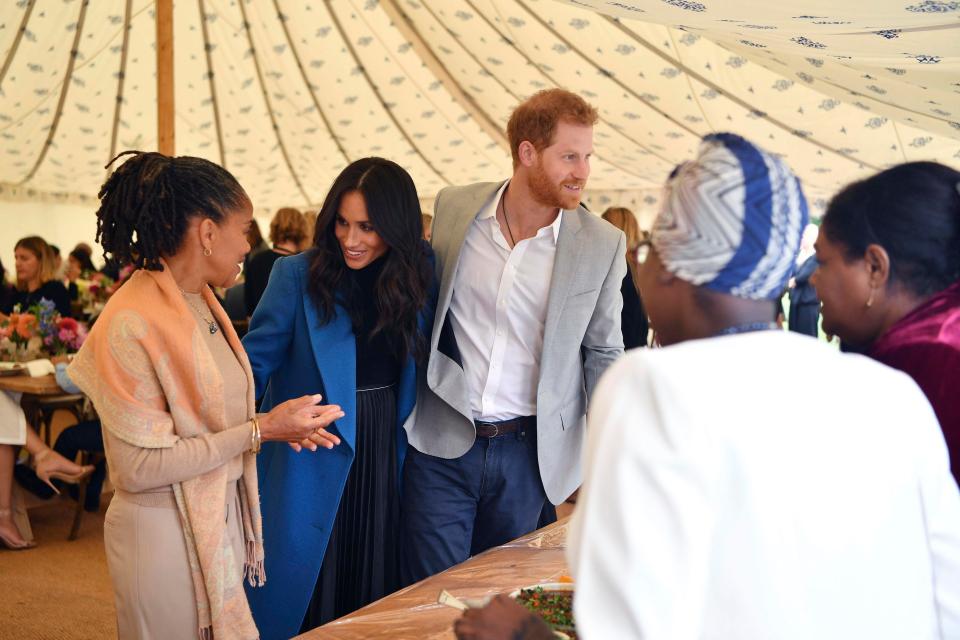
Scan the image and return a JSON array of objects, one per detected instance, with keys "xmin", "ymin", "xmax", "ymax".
[
  {"xmin": 57, "ymin": 420, "xmax": 106, "ymax": 511},
  {"xmin": 400, "ymin": 425, "xmax": 550, "ymax": 586}
]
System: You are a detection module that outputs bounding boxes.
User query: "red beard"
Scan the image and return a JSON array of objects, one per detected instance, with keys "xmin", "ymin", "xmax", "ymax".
[{"xmin": 528, "ymin": 162, "xmax": 584, "ymax": 211}]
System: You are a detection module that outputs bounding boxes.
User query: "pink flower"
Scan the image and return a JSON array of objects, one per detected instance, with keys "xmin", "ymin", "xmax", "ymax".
[
  {"xmin": 58, "ymin": 317, "xmax": 79, "ymax": 333},
  {"xmin": 58, "ymin": 328, "xmax": 77, "ymax": 343}
]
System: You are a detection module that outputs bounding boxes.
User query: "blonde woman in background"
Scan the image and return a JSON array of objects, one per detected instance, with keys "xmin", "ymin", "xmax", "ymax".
[
  {"xmin": 1, "ymin": 236, "xmax": 72, "ymax": 318},
  {"xmin": 244, "ymin": 207, "xmax": 307, "ymax": 317},
  {"xmin": 601, "ymin": 207, "xmax": 649, "ymax": 349}
]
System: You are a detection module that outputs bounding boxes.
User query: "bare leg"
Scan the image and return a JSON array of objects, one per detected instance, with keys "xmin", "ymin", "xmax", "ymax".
[{"xmin": 0, "ymin": 444, "xmax": 30, "ymax": 548}]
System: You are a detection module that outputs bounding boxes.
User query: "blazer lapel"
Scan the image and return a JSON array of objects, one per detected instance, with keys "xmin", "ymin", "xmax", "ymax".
[
  {"xmin": 301, "ymin": 298, "xmax": 358, "ymax": 453},
  {"xmin": 541, "ymin": 208, "xmax": 584, "ymax": 364},
  {"xmin": 431, "ymin": 181, "xmax": 506, "ymax": 352}
]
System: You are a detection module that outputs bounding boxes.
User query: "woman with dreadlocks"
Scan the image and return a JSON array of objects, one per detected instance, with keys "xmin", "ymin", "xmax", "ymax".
[{"xmin": 67, "ymin": 151, "xmax": 345, "ymax": 640}]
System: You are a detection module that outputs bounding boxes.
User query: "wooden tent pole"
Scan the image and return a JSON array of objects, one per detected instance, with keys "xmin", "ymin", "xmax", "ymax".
[{"xmin": 156, "ymin": 0, "xmax": 175, "ymax": 155}]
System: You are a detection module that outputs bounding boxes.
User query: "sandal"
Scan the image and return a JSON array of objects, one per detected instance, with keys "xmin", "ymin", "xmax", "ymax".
[
  {"xmin": 0, "ymin": 509, "xmax": 35, "ymax": 550},
  {"xmin": 32, "ymin": 449, "xmax": 95, "ymax": 495}
]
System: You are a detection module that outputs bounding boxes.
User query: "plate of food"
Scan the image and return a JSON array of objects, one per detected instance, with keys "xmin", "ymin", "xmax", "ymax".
[
  {"xmin": 510, "ymin": 583, "xmax": 576, "ymax": 639},
  {"xmin": 0, "ymin": 363, "xmax": 26, "ymax": 377}
]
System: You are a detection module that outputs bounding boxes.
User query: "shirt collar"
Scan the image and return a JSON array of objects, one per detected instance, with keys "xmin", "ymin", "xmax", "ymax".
[{"xmin": 478, "ymin": 180, "xmax": 563, "ymax": 244}]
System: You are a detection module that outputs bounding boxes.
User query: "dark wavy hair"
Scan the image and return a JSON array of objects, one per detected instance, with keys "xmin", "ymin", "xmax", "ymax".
[
  {"xmin": 821, "ymin": 161, "xmax": 960, "ymax": 297},
  {"xmin": 69, "ymin": 248, "xmax": 97, "ymax": 274},
  {"xmin": 95, "ymin": 151, "xmax": 249, "ymax": 270},
  {"xmin": 308, "ymin": 157, "xmax": 430, "ymax": 362}
]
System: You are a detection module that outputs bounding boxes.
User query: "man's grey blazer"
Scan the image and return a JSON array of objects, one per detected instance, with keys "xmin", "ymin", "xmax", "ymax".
[{"xmin": 403, "ymin": 181, "xmax": 626, "ymax": 504}]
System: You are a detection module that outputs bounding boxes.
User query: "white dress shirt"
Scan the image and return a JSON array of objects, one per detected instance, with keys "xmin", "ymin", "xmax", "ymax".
[
  {"xmin": 569, "ymin": 331, "xmax": 960, "ymax": 640},
  {"xmin": 449, "ymin": 181, "xmax": 562, "ymax": 422}
]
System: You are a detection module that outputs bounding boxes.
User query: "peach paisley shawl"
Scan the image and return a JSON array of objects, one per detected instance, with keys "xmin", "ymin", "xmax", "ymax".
[{"xmin": 68, "ymin": 263, "xmax": 264, "ymax": 640}]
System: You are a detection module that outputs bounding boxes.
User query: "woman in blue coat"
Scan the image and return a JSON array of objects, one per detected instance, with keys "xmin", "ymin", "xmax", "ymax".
[{"xmin": 242, "ymin": 158, "xmax": 435, "ymax": 639}]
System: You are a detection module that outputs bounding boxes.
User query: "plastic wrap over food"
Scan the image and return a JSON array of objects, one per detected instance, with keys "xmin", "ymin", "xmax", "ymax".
[{"xmin": 298, "ymin": 518, "xmax": 572, "ymax": 639}]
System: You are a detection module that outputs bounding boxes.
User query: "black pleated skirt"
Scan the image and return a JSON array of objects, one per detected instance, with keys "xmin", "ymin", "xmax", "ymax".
[{"xmin": 299, "ymin": 384, "xmax": 401, "ymax": 631}]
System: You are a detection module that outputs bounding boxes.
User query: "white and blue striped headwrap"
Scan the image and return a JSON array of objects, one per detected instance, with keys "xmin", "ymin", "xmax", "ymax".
[{"xmin": 651, "ymin": 133, "xmax": 809, "ymax": 300}]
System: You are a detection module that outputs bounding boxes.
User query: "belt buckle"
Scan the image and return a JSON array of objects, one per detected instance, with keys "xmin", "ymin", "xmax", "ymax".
[{"xmin": 478, "ymin": 421, "xmax": 499, "ymax": 438}]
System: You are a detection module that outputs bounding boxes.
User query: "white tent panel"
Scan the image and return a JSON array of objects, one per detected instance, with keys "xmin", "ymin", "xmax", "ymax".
[
  {"xmin": 560, "ymin": 0, "xmax": 960, "ymax": 138},
  {"xmin": 1, "ymin": 0, "xmax": 957, "ymax": 225}
]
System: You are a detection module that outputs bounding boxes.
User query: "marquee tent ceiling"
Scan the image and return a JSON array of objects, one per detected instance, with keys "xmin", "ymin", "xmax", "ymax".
[{"xmin": 0, "ymin": 0, "xmax": 957, "ymax": 220}]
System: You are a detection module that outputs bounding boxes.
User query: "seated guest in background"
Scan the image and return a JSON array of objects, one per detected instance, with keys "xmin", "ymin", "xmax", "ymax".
[
  {"xmin": 244, "ymin": 207, "xmax": 307, "ymax": 317},
  {"xmin": 1, "ymin": 391, "xmax": 94, "ymax": 549},
  {"xmin": 812, "ymin": 161, "xmax": 960, "ymax": 485},
  {"xmin": 455, "ymin": 134, "xmax": 960, "ymax": 640},
  {"xmin": 601, "ymin": 206, "xmax": 649, "ymax": 349},
  {"xmin": 246, "ymin": 218, "xmax": 269, "ymax": 263},
  {"xmin": 1, "ymin": 236, "xmax": 72, "ymax": 317},
  {"xmin": 422, "ymin": 212, "xmax": 433, "ymax": 241},
  {"xmin": 300, "ymin": 209, "xmax": 317, "ymax": 252},
  {"xmin": 64, "ymin": 247, "xmax": 99, "ymax": 302},
  {"xmin": 68, "ymin": 150, "xmax": 343, "ymax": 639},
  {"xmin": 49, "ymin": 244, "xmax": 64, "ymax": 280},
  {"xmin": 0, "ymin": 257, "xmax": 11, "ymax": 312},
  {"xmin": 242, "ymin": 158, "xmax": 434, "ymax": 639},
  {"xmin": 72, "ymin": 242, "xmax": 94, "ymax": 258}
]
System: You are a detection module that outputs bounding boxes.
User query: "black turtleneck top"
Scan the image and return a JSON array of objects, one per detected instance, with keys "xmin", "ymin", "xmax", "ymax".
[{"xmin": 344, "ymin": 256, "xmax": 402, "ymax": 388}]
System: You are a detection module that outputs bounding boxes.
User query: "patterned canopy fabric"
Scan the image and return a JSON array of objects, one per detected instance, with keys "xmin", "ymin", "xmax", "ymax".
[{"xmin": 0, "ymin": 0, "xmax": 957, "ymax": 223}]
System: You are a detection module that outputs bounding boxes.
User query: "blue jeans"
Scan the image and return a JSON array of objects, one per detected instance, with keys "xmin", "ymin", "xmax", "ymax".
[{"xmin": 400, "ymin": 426, "xmax": 549, "ymax": 585}]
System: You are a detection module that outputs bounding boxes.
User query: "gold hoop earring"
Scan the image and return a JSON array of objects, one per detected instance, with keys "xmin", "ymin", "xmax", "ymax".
[
  {"xmin": 203, "ymin": 247, "xmax": 212, "ymax": 257},
  {"xmin": 866, "ymin": 289, "xmax": 874, "ymax": 308}
]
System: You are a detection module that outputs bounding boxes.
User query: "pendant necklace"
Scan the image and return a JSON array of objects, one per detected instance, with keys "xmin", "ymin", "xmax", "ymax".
[
  {"xmin": 500, "ymin": 196, "xmax": 518, "ymax": 247},
  {"xmin": 179, "ymin": 288, "xmax": 219, "ymax": 335}
]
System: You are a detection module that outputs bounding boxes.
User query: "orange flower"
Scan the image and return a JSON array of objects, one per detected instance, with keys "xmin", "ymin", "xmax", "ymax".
[{"xmin": 15, "ymin": 313, "xmax": 36, "ymax": 340}]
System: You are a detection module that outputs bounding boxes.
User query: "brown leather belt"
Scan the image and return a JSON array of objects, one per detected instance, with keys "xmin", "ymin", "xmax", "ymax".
[{"xmin": 474, "ymin": 416, "xmax": 536, "ymax": 438}]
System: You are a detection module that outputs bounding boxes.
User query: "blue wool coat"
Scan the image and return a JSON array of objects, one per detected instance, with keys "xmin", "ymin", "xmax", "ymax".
[{"xmin": 242, "ymin": 250, "xmax": 432, "ymax": 640}]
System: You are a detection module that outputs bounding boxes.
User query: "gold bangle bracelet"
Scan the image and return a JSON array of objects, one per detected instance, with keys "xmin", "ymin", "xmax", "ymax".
[{"xmin": 250, "ymin": 416, "xmax": 262, "ymax": 454}]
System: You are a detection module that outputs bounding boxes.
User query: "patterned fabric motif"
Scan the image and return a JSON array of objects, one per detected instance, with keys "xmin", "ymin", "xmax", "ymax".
[
  {"xmin": 0, "ymin": 0, "xmax": 956, "ymax": 226},
  {"xmin": 652, "ymin": 133, "xmax": 808, "ymax": 300}
]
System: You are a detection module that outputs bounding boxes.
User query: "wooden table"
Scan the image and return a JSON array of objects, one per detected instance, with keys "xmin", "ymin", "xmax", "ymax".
[
  {"xmin": 0, "ymin": 372, "xmax": 63, "ymax": 395},
  {"xmin": 299, "ymin": 518, "xmax": 572, "ymax": 640},
  {"xmin": 0, "ymin": 372, "xmax": 85, "ymax": 446}
]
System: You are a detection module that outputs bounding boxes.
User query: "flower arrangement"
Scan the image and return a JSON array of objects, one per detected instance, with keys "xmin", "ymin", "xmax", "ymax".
[
  {"xmin": 0, "ymin": 308, "xmax": 42, "ymax": 361},
  {"xmin": 37, "ymin": 299, "xmax": 88, "ymax": 355},
  {"xmin": 0, "ymin": 299, "xmax": 87, "ymax": 361},
  {"xmin": 75, "ymin": 264, "xmax": 133, "ymax": 315},
  {"xmin": 0, "ymin": 310, "xmax": 38, "ymax": 347},
  {"xmin": 75, "ymin": 272, "xmax": 115, "ymax": 311}
]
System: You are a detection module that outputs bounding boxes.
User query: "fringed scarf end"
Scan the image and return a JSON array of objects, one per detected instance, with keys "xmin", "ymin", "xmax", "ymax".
[{"xmin": 245, "ymin": 540, "xmax": 266, "ymax": 587}]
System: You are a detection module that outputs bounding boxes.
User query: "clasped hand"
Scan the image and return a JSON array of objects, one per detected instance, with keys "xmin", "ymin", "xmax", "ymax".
[{"xmin": 258, "ymin": 394, "xmax": 344, "ymax": 452}]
